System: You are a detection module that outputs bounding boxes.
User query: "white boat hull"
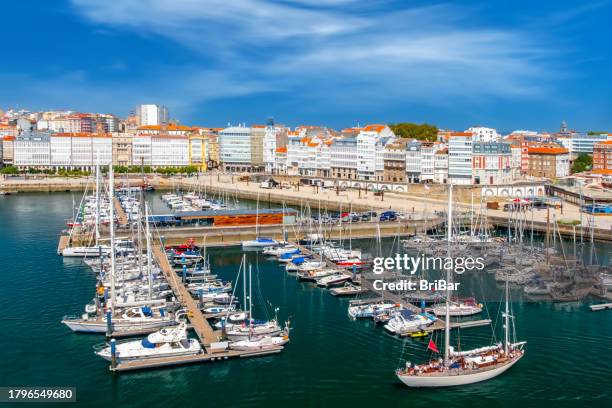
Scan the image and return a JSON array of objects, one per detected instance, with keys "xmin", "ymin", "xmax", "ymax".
[
  {"xmin": 61, "ymin": 318, "xmax": 175, "ymax": 334},
  {"xmin": 396, "ymin": 354, "xmax": 523, "ymax": 387}
]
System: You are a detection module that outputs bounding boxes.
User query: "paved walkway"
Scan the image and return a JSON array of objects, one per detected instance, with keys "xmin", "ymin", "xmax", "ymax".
[{"xmin": 190, "ymin": 174, "xmax": 612, "ymax": 231}]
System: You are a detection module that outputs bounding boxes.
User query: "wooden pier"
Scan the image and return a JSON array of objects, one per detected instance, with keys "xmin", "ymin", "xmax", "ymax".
[
  {"xmin": 152, "ymin": 244, "xmax": 219, "ymax": 346},
  {"xmin": 113, "ymin": 197, "xmax": 129, "ymax": 227}
]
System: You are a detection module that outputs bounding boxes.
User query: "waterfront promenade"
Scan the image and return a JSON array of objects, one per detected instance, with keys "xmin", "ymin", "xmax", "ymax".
[{"xmin": 180, "ymin": 174, "xmax": 612, "ymax": 236}]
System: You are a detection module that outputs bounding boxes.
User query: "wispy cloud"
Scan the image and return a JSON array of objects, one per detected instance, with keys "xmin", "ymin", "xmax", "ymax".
[{"xmin": 63, "ymin": 1, "xmax": 560, "ymax": 114}]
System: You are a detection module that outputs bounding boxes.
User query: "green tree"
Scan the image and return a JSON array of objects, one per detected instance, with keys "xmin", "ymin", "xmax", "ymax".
[
  {"xmin": 389, "ymin": 123, "xmax": 438, "ymax": 141},
  {"xmin": 0, "ymin": 166, "xmax": 19, "ymax": 175},
  {"xmin": 587, "ymin": 131, "xmax": 607, "ymax": 135},
  {"xmin": 571, "ymin": 153, "xmax": 592, "ymax": 174}
]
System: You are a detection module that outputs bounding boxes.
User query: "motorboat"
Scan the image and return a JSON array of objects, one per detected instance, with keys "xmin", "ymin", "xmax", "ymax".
[
  {"xmin": 316, "ymin": 273, "xmax": 351, "ymax": 287},
  {"xmin": 229, "ymin": 333, "xmax": 289, "ymax": 351},
  {"xmin": 384, "ymin": 310, "xmax": 437, "ymax": 335},
  {"xmin": 94, "ymin": 322, "xmax": 201, "ymax": 362}
]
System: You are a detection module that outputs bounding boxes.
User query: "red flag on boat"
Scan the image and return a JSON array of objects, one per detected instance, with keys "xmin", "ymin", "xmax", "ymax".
[{"xmin": 427, "ymin": 339, "xmax": 440, "ymax": 353}]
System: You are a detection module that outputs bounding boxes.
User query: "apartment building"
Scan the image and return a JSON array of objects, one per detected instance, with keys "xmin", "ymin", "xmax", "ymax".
[
  {"xmin": 593, "ymin": 141, "xmax": 612, "ymax": 171},
  {"xmin": 383, "ymin": 139, "xmax": 407, "ymax": 183},
  {"xmin": 330, "ymin": 137, "xmax": 358, "ymax": 180},
  {"xmin": 471, "ymin": 141, "xmax": 512, "ymax": 185},
  {"xmin": 527, "ymin": 146, "xmax": 570, "ymax": 179},
  {"xmin": 448, "ymin": 132, "xmax": 473, "ymax": 185}
]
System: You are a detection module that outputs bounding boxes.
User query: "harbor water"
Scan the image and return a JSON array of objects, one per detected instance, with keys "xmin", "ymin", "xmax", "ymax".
[{"xmin": 1, "ymin": 192, "xmax": 611, "ymax": 408}]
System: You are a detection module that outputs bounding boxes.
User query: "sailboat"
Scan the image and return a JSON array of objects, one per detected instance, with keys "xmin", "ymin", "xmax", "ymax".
[
  {"xmin": 62, "ymin": 160, "xmax": 112, "ymax": 257},
  {"xmin": 225, "ymin": 259, "xmax": 283, "ymax": 341},
  {"xmin": 242, "ymin": 191, "xmax": 278, "ymax": 248},
  {"xmin": 62, "ymin": 166, "xmax": 175, "ymax": 334},
  {"xmin": 395, "ymin": 185, "xmax": 526, "ymax": 387}
]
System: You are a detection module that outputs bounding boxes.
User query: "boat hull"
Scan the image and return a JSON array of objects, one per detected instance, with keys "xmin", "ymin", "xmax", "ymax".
[
  {"xmin": 396, "ymin": 354, "xmax": 523, "ymax": 387},
  {"xmin": 61, "ymin": 319, "xmax": 175, "ymax": 334}
]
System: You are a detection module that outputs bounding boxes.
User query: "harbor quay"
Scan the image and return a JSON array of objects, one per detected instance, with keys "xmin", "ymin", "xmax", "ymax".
[{"xmin": 170, "ymin": 174, "xmax": 612, "ymax": 242}]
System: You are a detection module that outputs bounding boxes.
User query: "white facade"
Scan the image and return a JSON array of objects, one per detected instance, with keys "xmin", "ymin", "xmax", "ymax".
[
  {"xmin": 405, "ymin": 141, "xmax": 422, "ymax": 183},
  {"xmin": 420, "ymin": 144, "xmax": 435, "ymax": 182},
  {"xmin": 434, "ymin": 150, "xmax": 448, "ymax": 184},
  {"xmin": 448, "ymin": 134, "xmax": 473, "ymax": 185},
  {"xmin": 467, "ymin": 127, "xmax": 501, "ymax": 142},
  {"xmin": 14, "ymin": 134, "xmax": 51, "ymax": 167},
  {"xmin": 330, "ymin": 139, "xmax": 357, "ymax": 168},
  {"xmin": 219, "ymin": 126, "xmax": 252, "ymax": 169},
  {"xmin": 555, "ymin": 154, "xmax": 571, "ymax": 178},
  {"xmin": 356, "ymin": 125, "xmax": 395, "ymax": 181},
  {"xmin": 136, "ymin": 104, "xmax": 169, "ymax": 126},
  {"xmin": 131, "ymin": 135, "xmax": 187, "ymax": 167},
  {"xmin": 14, "ymin": 133, "xmax": 112, "ymax": 168},
  {"xmin": 152, "ymin": 136, "xmax": 188, "ymax": 166},
  {"xmin": 263, "ymin": 125, "xmax": 277, "ymax": 173}
]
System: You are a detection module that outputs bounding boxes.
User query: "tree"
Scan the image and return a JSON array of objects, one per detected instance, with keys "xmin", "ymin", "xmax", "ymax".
[
  {"xmin": 389, "ymin": 123, "xmax": 438, "ymax": 141},
  {"xmin": 571, "ymin": 153, "xmax": 592, "ymax": 174},
  {"xmin": 587, "ymin": 131, "xmax": 607, "ymax": 135},
  {"xmin": 0, "ymin": 166, "xmax": 19, "ymax": 175}
]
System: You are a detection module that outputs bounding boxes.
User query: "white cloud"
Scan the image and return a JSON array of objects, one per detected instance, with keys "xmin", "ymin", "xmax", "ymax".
[{"xmin": 65, "ymin": 0, "xmax": 558, "ymax": 110}]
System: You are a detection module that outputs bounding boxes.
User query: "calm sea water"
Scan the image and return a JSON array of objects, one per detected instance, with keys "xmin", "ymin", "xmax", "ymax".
[{"xmin": 0, "ymin": 192, "xmax": 610, "ymax": 408}]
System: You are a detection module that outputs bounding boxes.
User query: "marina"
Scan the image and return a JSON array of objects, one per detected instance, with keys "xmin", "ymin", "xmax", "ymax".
[{"xmin": 1, "ymin": 190, "xmax": 611, "ymax": 407}]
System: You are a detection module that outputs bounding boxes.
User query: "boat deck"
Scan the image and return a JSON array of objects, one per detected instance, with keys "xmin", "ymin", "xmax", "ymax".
[{"xmin": 57, "ymin": 235, "xmax": 70, "ymax": 255}]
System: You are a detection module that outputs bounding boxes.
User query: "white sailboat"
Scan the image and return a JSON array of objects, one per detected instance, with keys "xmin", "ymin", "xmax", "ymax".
[
  {"xmin": 432, "ymin": 298, "xmax": 483, "ymax": 317},
  {"xmin": 225, "ymin": 261, "xmax": 282, "ymax": 341},
  {"xmin": 242, "ymin": 191, "xmax": 279, "ymax": 248},
  {"xmin": 395, "ymin": 185, "xmax": 526, "ymax": 387},
  {"xmin": 62, "ymin": 166, "xmax": 175, "ymax": 334}
]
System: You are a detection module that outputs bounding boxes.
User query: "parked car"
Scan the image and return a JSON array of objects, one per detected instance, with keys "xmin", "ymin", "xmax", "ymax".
[{"xmin": 379, "ymin": 211, "xmax": 397, "ymax": 221}]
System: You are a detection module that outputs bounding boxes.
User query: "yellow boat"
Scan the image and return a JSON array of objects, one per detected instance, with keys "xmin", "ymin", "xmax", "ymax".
[{"xmin": 409, "ymin": 330, "xmax": 429, "ymax": 338}]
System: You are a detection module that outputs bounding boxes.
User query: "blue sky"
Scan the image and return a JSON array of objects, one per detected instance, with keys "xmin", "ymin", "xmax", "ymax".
[{"xmin": 1, "ymin": 0, "xmax": 611, "ymax": 132}]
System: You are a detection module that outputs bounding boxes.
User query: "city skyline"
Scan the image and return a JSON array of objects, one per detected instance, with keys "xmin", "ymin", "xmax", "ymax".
[{"xmin": 0, "ymin": 1, "xmax": 611, "ymax": 131}]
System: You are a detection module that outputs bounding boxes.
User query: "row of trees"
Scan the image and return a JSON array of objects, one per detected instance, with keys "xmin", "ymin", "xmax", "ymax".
[
  {"xmin": 0, "ymin": 165, "xmax": 201, "ymax": 176},
  {"xmin": 389, "ymin": 122, "xmax": 438, "ymax": 141}
]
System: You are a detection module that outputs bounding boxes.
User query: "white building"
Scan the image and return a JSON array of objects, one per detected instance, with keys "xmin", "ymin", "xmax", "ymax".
[
  {"xmin": 569, "ymin": 133, "xmax": 611, "ymax": 156},
  {"xmin": 219, "ymin": 126, "xmax": 252, "ymax": 172},
  {"xmin": 356, "ymin": 125, "xmax": 395, "ymax": 181},
  {"xmin": 405, "ymin": 140, "xmax": 422, "ymax": 183},
  {"xmin": 434, "ymin": 148, "xmax": 448, "ymax": 184},
  {"xmin": 330, "ymin": 137, "xmax": 358, "ymax": 180},
  {"xmin": 420, "ymin": 143, "xmax": 436, "ymax": 182},
  {"xmin": 448, "ymin": 132, "xmax": 473, "ymax": 185},
  {"xmin": 136, "ymin": 104, "xmax": 169, "ymax": 126},
  {"xmin": 14, "ymin": 132, "xmax": 51, "ymax": 168},
  {"xmin": 467, "ymin": 127, "xmax": 501, "ymax": 142}
]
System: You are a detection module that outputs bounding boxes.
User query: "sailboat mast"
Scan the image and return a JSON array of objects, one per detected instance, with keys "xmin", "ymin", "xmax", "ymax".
[
  {"xmin": 145, "ymin": 202, "xmax": 153, "ymax": 300},
  {"xmin": 504, "ymin": 279, "xmax": 509, "ymax": 354},
  {"xmin": 95, "ymin": 161, "xmax": 100, "ymax": 246},
  {"xmin": 243, "ymin": 255, "xmax": 247, "ymax": 313},
  {"xmin": 444, "ymin": 184, "xmax": 453, "ymax": 363},
  {"xmin": 249, "ymin": 264, "xmax": 253, "ymax": 324},
  {"xmin": 108, "ymin": 164, "xmax": 116, "ymax": 313}
]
